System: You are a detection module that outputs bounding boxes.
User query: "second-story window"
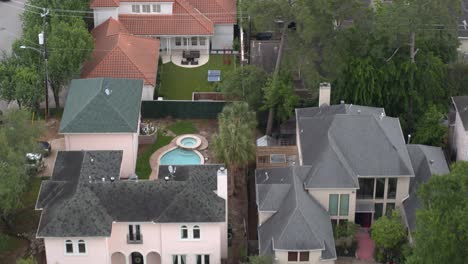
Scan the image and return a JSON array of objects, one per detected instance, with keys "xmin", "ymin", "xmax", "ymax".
[
  {"xmin": 142, "ymin": 4, "xmax": 151, "ymax": 13},
  {"xmin": 181, "ymin": 225, "xmax": 188, "ymax": 239},
  {"xmin": 191, "ymin": 37, "xmax": 198, "ymax": 46},
  {"xmin": 65, "ymin": 240, "xmax": 73, "ymax": 254},
  {"xmin": 153, "ymin": 4, "xmax": 161, "ymax": 13},
  {"xmin": 77, "ymin": 240, "xmax": 86, "ymax": 254},
  {"xmin": 128, "ymin": 224, "xmax": 142, "ymax": 242},
  {"xmin": 193, "ymin": 225, "xmax": 200, "ymax": 239},
  {"xmin": 175, "ymin": 37, "xmax": 182, "ymax": 46},
  {"xmin": 132, "ymin": 5, "xmax": 140, "ymax": 13},
  {"xmin": 196, "ymin": 254, "xmax": 210, "ymax": 264}
]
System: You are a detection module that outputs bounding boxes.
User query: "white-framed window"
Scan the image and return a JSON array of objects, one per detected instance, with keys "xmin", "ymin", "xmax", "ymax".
[
  {"xmin": 172, "ymin": 254, "xmax": 186, "ymax": 264},
  {"xmin": 65, "ymin": 240, "xmax": 73, "ymax": 254},
  {"xmin": 199, "ymin": 37, "xmax": 206, "ymax": 46},
  {"xmin": 128, "ymin": 224, "xmax": 142, "ymax": 242},
  {"xmin": 191, "ymin": 37, "xmax": 198, "ymax": 46},
  {"xmin": 64, "ymin": 239, "xmax": 86, "ymax": 255},
  {"xmin": 142, "ymin": 4, "xmax": 151, "ymax": 13},
  {"xmin": 153, "ymin": 4, "xmax": 161, "ymax": 13},
  {"xmin": 193, "ymin": 225, "xmax": 200, "ymax": 239},
  {"xmin": 288, "ymin": 251, "xmax": 309, "ymax": 262},
  {"xmin": 175, "ymin": 37, "xmax": 182, "ymax": 46},
  {"xmin": 181, "ymin": 225, "xmax": 188, "ymax": 239},
  {"xmin": 132, "ymin": 4, "xmax": 140, "ymax": 13},
  {"xmin": 77, "ymin": 240, "xmax": 86, "ymax": 254},
  {"xmin": 196, "ymin": 254, "xmax": 210, "ymax": 264},
  {"xmin": 183, "ymin": 38, "xmax": 188, "ymax": 46}
]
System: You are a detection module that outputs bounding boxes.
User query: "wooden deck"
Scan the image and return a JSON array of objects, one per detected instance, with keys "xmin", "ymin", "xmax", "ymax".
[{"xmin": 256, "ymin": 146, "xmax": 299, "ymax": 169}]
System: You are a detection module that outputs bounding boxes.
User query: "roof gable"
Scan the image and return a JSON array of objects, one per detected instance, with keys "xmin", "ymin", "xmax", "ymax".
[{"xmin": 60, "ymin": 78, "xmax": 143, "ymax": 133}]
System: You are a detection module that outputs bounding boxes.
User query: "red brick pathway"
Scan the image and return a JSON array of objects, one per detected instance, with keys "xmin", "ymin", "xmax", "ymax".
[{"xmin": 355, "ymin": 228, "xmax": 375, "ymax": 261}]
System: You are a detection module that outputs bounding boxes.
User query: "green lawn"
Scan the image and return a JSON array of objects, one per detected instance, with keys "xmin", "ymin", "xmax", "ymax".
[
  {"xmin": 159, "ymin": 55, "xmax": 237, "ymax": 100},
  {"xmin": 136, "ymin": 131, "xmax": 174, "ymax": 180},
  {"xmin": 167, "ymin": 121, "xmax": 198, "ymax": 135}
]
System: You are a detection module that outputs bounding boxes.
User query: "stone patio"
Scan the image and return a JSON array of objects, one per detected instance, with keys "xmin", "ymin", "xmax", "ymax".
[{"xmin": 161, "ymin": 50, "xmax": 210, "ymax": 68}]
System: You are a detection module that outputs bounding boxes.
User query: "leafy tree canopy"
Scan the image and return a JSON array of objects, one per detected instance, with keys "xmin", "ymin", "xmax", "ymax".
[
  {"xmin": 407, "ymin": 162, "xmax": 468, "ymax": 263},
  {"xmin": 412, "ymin": 105, "xmax": 446, "ymax": 147},
  {"xmin": 371, "ymin": 210, "xmax": 407, "ymax": 250}
]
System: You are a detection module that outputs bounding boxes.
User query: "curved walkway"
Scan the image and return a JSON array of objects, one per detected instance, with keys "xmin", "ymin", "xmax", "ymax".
[{"xmin": 148, "ymin": 134, "xmax": 208, "ymax": 180}]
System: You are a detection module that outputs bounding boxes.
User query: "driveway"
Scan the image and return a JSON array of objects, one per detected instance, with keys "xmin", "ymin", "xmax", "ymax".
[{"xmin": 0, "ymin": 0, "xmax": 25, "ymax": 55}]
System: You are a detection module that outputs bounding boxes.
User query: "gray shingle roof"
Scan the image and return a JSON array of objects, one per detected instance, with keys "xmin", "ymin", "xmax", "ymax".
[
  {"xmin": 297, "ymin": 105, "xmax": 413, "ymax": 189},
  {"xmin": 59, "ymin": 78, "xmax": 143, "ymax": 133},
  {"xmin": 256, "ymin": 167, "xmax": 336, "ymax": 260},
  {"xmin": 452, "ymin": 96, "xmax": 468, "ymax": 130},
  {"xmin": 404, "ymin": 145, "xmax": 449, "ymax": 231},
  {"xmin": 36, "ymin": 152, "xmax": 226, "ymax": 237}
]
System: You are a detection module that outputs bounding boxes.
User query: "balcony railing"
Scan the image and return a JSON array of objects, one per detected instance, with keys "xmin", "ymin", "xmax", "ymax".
[{"xmin": 127, "ymin": 234, "xmax": 143, "ymax": 244}]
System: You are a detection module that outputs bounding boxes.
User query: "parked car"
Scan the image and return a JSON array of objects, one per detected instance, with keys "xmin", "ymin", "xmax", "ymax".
[
  {"xmin": 37, "ymin": 141, "xmax": 51, "ymax": 157},
  {"xmin": 26, "ymin": 153, "xmax": 45, "ymax": 174}
]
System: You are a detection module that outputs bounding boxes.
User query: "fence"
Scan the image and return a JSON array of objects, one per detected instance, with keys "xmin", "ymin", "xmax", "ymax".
[{"xmin": 141, "ymin": 100, "xmax": 226, "ymax": 119}]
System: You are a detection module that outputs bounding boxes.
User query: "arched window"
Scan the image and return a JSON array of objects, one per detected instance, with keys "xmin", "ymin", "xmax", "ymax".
[
  {"xmin": 181, "ymin": 225, "xmax": 188, "ymax": 239},
  {"xmin": 65, "ymin": 240, "xmax": 73, "ymax": 254},
  {"xmin": 77, "ymin": 240, "xmax": 86, "ymax": 254},
  {"xmin": 193, "ymin": 225, "xmax": 200, "ymax": 239}
]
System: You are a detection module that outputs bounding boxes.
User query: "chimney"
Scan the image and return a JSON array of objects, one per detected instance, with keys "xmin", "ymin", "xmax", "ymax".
[
  {"xmin": 217, "ymin": 167, "xmax": 228, "ymax": 200},
  {"xmin": 319, "ymin": 82, "xmax": 331, "ymax": 107}
]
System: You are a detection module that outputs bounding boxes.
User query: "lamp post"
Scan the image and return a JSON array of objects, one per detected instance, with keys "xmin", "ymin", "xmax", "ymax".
[{"xmin": 20, "ymin": 45, "xmax": 49, "ymax": 121}]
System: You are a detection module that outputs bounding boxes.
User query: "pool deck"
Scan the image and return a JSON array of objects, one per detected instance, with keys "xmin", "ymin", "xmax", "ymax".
[{"xmin": 149, "ymin": 134, "xmax": 208, "ymax": 180}]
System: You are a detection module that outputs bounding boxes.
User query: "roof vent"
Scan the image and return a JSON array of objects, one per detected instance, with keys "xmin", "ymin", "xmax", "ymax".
[
  {"xmin": 102, "ymin": 177, "xmax": 105, "ymax": 182},
  {"xmin": 110, "ymin": 177, "xmax": 115, "ymax": 182},
  {"xmin": 220, "ymin": 166, "xmax": 225, "ymax": 172},
  {"xmin": 429, "ymin": 159, "xmax": 434, "ymax": 165},
  {"xmin": 407, "ymin": 134, "xmax": 412, "ymax": 144},
  {"xmin": 340, "ymin": 100, "xmax": 345, "ymax": 104},
  {"xmin": 380, "ymin": 112, "xmax": 385, "ymax": 120},
  {"xmin": 357, "ymin": 109, "xmax": 361, "ymax": 114},
  {"xmin": 90, "ymin": 157, "xmax": 94, "ymax": 163},
  {"xmin": 164, "ymin": 175, "xmax": 170, "ymax": 182},
  {"xmin": 104, "ymin": 88, "xmax": 112, "ymax": 96}
]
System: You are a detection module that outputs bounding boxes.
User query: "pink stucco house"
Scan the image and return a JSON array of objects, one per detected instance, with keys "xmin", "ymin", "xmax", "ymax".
[
  {"xmin": 59, "ymin": 78, "xmax": 143, "ymax": 178},
  {"xmin": 36, "ymin": 150, "xmax": 228, "ymax": 264}
]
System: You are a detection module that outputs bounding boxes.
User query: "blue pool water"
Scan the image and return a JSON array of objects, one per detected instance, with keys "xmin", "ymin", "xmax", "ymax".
[
  {"xmin": 160, "ymin": 148, "xmax": 202, "ymax": 165},
  {"xmin": 181, "ymin": 137, "xmax": 197, "ymax": 147}
]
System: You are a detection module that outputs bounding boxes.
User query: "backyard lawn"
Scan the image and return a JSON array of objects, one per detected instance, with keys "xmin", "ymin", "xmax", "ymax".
[{"xmin": 159, "ymin": 55, "xmax": 237, "ymax": 100}]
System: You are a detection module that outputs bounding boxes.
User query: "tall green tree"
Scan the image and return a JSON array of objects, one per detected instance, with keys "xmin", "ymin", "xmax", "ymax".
[
  {"xmin": 406, "ymin": 162, "xmax": 468, "ymax": 263},
  {"xmin": 46, "ymin": 17, "xmax": 93, "ymax": 108},
  {"xmin": 262, "ymin": 73, "xmax": 298, "ymax": 126},
  {"xmin": 213, "ymin": 102, "xmax": 257, "ymax": 195},
  {"xmin": 0, "ymin": 54, "xmax": 43, "ymax": 109},
  {"xmin": 412, "ymin": 105, "xmax": 446, "ymax": 147},
  {"xmin": 218, "ymin": 65, "xmax": 268, "ymax": 110},
  {"xmin": 0, "ymin": 110, "xmax": 43, "ymax": 230}
]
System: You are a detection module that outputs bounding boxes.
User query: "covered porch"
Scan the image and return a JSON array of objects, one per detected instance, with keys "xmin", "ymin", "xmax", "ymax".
[{"xmin": 160, "ymin": 36, "xmax": 210, "ymax": 68}]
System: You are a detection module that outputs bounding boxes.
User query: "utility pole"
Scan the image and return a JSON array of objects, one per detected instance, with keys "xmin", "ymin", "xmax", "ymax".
[{"xmin": 40, "ymin": 8, "xmax": 49, "ymax": 121}]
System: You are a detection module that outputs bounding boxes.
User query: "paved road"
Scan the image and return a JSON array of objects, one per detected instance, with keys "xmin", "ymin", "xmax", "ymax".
[{"xmin": 0, "ymin": 0, "xmax": 26, "ymax": 55}]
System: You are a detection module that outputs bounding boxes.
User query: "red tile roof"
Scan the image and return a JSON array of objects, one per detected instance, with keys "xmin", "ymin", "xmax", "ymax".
[
  {"xmin": 81, "ymin": 18, "xmax": 160, "ymax": 86},
  {"xmin": 90, "ymin": 0, "xmax": 119, "ymax": 8},
  {"xmin": 119, "ymin": 0, "xmax": 214, "ymax": 36},
  {"xmin": 91, "ymin": 0, "xmax": 236, "ymax": 35}
]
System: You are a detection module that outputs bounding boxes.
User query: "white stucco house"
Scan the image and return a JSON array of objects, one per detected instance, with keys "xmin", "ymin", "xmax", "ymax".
[{"xmin": 90, "ymin": 0, "xmax": 237, "ymax": 56}]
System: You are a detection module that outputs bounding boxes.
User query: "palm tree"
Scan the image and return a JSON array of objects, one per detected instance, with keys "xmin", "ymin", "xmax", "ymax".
[{"xmin": 213, "ymin": 102, "xmax": 257, "ymax": 195}]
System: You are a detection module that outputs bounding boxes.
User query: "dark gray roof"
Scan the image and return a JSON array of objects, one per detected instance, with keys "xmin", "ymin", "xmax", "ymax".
[
  {"xmin": 60, "ymin": 78, "xmax": 143, "ymax": 133},
  {"xmin": 404, "ymin": 145, "xmax": 449, "ymax": 231},
  {"xmin": 36, "ymin": 152, "xmax": 226, "ymax": 237},
  {"xmin": 296, "ymin": 105, "xmax": 413, "ymax": 189},
  {"xmin": 256, "ymin": 167, "xmax": 336, "ymax": 260},
  {"xmin": 452, "ymin": 96, "xmax": 468, "ymax": 130}
]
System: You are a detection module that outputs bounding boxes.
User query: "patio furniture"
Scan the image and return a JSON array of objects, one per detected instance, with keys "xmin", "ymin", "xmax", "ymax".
[
  {"xmin": 181, "ymin": 60, "xmax": 189, "ymax": 65},
  {"xmin": 183, "ymin": 50, "xmax": 201, "ymax": 59},
  {"xmin": 191, "ymin": 60, "xmax": 199, "ymax": 65}
]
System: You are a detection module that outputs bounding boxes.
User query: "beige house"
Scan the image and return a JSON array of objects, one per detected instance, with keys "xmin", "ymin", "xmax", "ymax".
[{"xmin": 256, "ymin": 88, "xmax": 415, "ymax": 263}]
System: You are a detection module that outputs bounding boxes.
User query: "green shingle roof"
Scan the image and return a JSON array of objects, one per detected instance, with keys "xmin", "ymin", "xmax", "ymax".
[{"xmin": 60, "ymin": 78, "xmax": 143, "ymax": 133}]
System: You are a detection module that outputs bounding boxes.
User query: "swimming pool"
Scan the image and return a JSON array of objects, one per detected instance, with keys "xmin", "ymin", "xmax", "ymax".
[{"xmin": 159, "ymin": 148, "xmax": 202, "ymax": 165}]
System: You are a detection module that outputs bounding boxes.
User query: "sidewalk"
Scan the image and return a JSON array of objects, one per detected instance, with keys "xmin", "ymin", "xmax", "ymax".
[{"xmin": 355, "ymin": 228, "xmax": 375, "ymax": 261}]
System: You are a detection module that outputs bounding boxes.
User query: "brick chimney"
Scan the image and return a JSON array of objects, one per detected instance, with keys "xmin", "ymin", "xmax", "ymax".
[{"xmin": 319, "ymin": 82, "xmax": 331, "ymax": 107}]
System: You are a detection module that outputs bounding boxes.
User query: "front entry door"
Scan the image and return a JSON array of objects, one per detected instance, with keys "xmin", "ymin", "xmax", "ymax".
[{"xmin": 355, "ymin": 213, "xmax": 373, "ymax": 228}]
